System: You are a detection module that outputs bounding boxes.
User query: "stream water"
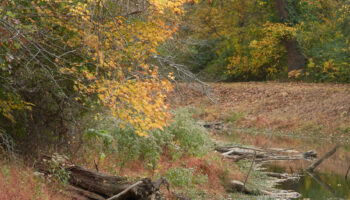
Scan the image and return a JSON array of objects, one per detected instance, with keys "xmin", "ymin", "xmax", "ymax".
[
  {"xmin": 268, "ymin": 165, "xmax": 350, "ymax": 199},
  {"xmin": 223, "ymin": 130, "xmax": 350, "ymax": 199}
]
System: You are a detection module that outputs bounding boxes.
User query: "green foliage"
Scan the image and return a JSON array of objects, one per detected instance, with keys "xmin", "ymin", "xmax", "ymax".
[
  {"xmin": 224, "ymin": 112, "xmax": 244, "ymax": 123},
  {"xmin": 114, "ymin": 126, "xmax": 164, "ymax": 169},
  {"xmin": 84, "ymin": 128, "xmax": 114, "ymax": 151},
  {"xmin": 114, "ymin": 108, "xmax": 210, "ymax": 168},
  {"xmin": 166, "ymin": 108, "xmax": 211, "ymax": 157},
  {"xmin": 293, "ymin": 0, "xmax": 350, "ymax": 82},
  {"xmin": 342, "ymin": 127, "xmax": 350, "ymax": 134},
  {"xmin": 165, "ymin": 167, "xmax": 208, "ymax": 187},
  {"xmin": 82, "ymin": 108, "xmax": 210, "ymax": 170},
  {"xmin": 163, "ymin": 0, "xmax": 350, "ymax": 82},
  {"xmin": 44, "ymin": 154, "xmax": 71, "ymax": 187}
]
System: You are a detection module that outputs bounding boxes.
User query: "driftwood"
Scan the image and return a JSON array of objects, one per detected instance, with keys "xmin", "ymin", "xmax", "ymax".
[
  {"xmin": 264, "ymin": 172, "xmax": 299, "ymax": 180},
  {"xmin": 228, "ymin": 179, "xmax": 301, "ymax": 199},
  {"xmin": 36, "ymin": 154, "xmax": 168, "ymax": 200},
  {"xmin": 219, "ymin": 145, "xmax": 307, "ymax": 199},
  {"xmin": 227, "ymin": 180, "xmax": 257, "ymax": 195},
  {"xmin": 197, "ymin": 121, "xmax": 224, "ymax": 131},
  {"xmin": 306, "ymin": 145, "xmax": 338, "ymax": 172},
  {"xmin": 215, "ymin": 145, "xmax": 317, "ymax": 163}
]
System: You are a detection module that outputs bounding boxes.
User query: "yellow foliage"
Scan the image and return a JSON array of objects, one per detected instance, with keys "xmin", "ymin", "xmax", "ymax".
[
  {"xmin": 0, "ymin": 96, "xmax": 33, "ymax": 123},
  {"xmin": 227, "ymin": 22, "xmax": 295, "ymax": 77},
  {"xmin": 39, "ymin": 0, "xmax": 184, "ymax": 136}
]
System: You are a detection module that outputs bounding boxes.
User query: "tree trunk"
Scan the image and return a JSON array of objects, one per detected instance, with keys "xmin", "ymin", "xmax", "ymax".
[
  {"xmin": 36, "ymin": 155, "xmax": 168, "ymax": 200},
  {"xmin": 275, "ymin": 0, "xmax": 305, "ymax": 71}
]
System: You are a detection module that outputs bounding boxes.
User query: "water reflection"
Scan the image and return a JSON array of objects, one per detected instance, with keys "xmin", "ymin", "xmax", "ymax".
[{"xmin": 269, "ymin": 165, "xmax": 350, "ymax": 199}]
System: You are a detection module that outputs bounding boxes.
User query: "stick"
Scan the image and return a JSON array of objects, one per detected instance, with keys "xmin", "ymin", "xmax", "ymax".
[
  {"xmin": 106, "ymin": 181, "xmax": 143, "ymax": 200},
  {"xmin": 94, "ymin": 159, "xmax": 99, "ymax": 172},
  {"xmin": 306, "ymin": 145, "xmax": 339, "ymax": 172},
  {"xmin": 222, "ymin": 149, "xmax": 236, "ymax": 156},
  {"xmin": 244, "ymin": 151, "xmax": 256, "ymax": 187},
  {"xmin": 345, "ymin": 165, "xmax": 350, "ymax": 181}
]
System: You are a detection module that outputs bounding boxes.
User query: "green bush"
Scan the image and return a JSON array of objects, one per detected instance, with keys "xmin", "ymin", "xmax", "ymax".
[
  {"xmin": 81, "ymin": 107, "xmax": 211, "ymax": 170},
  {"xmin": 165, "ymin": 167, "xmax": 208, "ymax": 188},
  {"xmin": 165, "ymin": 108, "xmax": 211, "ymax": 157}
]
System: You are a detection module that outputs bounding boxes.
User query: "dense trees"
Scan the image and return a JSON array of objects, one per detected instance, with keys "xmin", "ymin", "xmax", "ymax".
[
  {"xmin": 0, "ymin": 0, "xmax": 184, "ymax": 153},
  {"xmin": 166, "ymin": 0, "xmax": 350, "ymax": 82},
  {"xmin": 1, "ymin": 0, "xmax": 349, "ymax": 155}
]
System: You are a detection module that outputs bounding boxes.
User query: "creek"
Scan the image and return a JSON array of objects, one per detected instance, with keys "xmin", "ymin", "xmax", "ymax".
[
  {"xmin": 268, "ymin": 157, "xmax": 350, "ymax": 199},
  {"xmin": 221, "ymin": 128, "xmax": 350, "ymax": 199}
]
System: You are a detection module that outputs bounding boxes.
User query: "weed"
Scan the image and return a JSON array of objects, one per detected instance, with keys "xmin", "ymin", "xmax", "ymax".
[
  {"xmin": 83, "ymin": 107, "xmax": 211, "ymax": 171},
  {"xmin": 181, "ymin": 187, "xmax": 208, "ymax": 200},
  {"xmin": 165, "ymin": 167, "xmax": 208, "ymax": 188},
  {"xmin": 165, "ymin": 167, "xmax": 194, "ymax": 187},
  {"xmin": 43, "ymin": 154, "xmax": 71, "ymax": 187},
  {"xmin": 224, "ymin": 112, "xmax": 244, "ymax": 123},
  {"xmin": 343, "ymin": 127, "xmax": 350, "ymax": 134},
  {"xmin": 166, "ymin": 107, "xmax": 211, "ymax": 157}
]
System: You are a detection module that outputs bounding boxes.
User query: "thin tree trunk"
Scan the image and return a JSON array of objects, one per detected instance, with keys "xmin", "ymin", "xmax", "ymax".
[{"xmin": 275, "ymin": 0, "xmax": 305, "ymax": 71}]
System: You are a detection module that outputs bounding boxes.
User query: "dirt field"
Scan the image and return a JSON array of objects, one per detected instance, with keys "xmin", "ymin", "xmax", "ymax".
[{"xmin": 172, "ymin": 82, "xmax": 350, "ymax": 139}]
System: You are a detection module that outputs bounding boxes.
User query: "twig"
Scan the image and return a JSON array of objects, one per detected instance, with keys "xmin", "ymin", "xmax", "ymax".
[
  {"xmin": 94, "ymin": 159, "xmax": 99, "ymax": 172},
  {"xmin": 153, "ymin": 55, "xmax": 217, "ymax": 104},
  {"xmin": 345, "ymin": 165, "xmax": 350, "ymax": 181},
  {"xmin": 306, "ymin": 145, "xmax": 339, "ymax": 172},
  {"xmin": 243, "ymin": 151, "xmax": 256, "ymax": 187},
  {"xmin": 106, "ymin": 181, "xmax": 143, "ymax": 200}
]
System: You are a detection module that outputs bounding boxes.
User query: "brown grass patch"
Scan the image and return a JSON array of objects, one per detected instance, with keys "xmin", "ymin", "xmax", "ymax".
[
  {"xmin": 171, "ymin": 82, "xmax": 350, "ymax": 137},
  {"xmin": 0, "ymin": 161, "xmax": 69, "ymax": 200}
]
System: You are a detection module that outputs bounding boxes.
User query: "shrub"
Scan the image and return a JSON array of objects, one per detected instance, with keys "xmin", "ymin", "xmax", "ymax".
[
  {"xmin": 165, "ymin": 167, "xmax": 208, "ymax": 188},
  {"xmin": 81, "ymin": 107, "xmax": 211, "ymax": 170},
  {"xmin": 78, "ymin": 107, "xmax": 211, "ymax": 173},
  {"xmin": 165, "ymin": 108, "xmax": 211, "ymax": 157}
]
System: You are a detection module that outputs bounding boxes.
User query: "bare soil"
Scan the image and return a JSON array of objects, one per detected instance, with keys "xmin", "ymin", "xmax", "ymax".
[{"xmin": 172, "ymin": 82, "xmax": 350, "ymax": 138}]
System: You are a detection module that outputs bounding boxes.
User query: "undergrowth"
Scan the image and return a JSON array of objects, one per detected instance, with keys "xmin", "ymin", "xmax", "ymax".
[
  {"xmin": 0, "ymin": 161, "xmax": 68, "ymax": 200},
  {"xmin": 80, "ymin": 107, "xmax": 211, "ymax": 171}
]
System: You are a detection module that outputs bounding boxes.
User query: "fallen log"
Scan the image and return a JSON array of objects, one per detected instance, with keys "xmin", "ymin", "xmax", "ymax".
[
  {"xmin": 197, "ymin": 121, "xmax": 224, "ymax": 131},
  {"xmin": 215, "ymin": 145, "xmax": 317, "ymax": 163},
  {"xmin": 227, "ymin": 180, "xmax": 257, "ymax": 195},
  {"xmin": 228, "ymin": 179, "xmax": 301, "ymax": 199},
  {"xmin": 67, "ymin": 185, "xmax": 106, "ymax": 200},
  {"xmin": 36, "ymin": 154, "xmax": 168, "ymax": 200}
]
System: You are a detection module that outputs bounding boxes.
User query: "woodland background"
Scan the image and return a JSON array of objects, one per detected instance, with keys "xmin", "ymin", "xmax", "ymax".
[{"xmin": 0, "ymin": 0, "xmax": 349, "ymax": 199}]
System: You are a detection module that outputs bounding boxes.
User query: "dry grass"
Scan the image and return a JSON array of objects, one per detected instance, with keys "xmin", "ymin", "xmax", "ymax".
[
  {"xmin": 0, "ymin": 161, "xmax": 69, "ymax": 200},
  {"xmin": 171, "ymin": 82, "xmax": 350, "ymax": 137}
]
